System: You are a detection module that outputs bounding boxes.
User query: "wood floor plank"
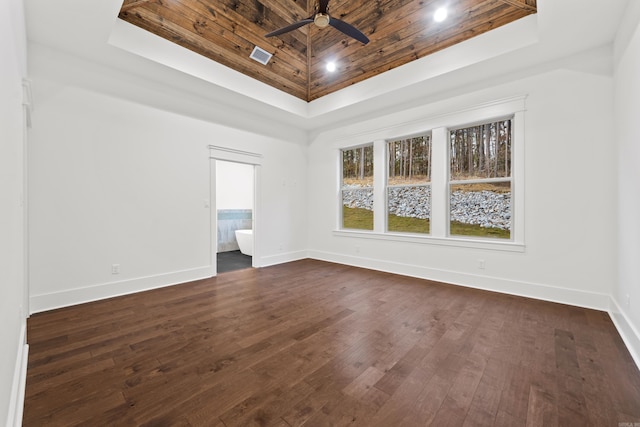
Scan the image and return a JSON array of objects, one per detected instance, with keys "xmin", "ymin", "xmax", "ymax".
[
  {"xmin": 463, "ymin": 381, "xmax": 502, "ymax": 426},
  {"xmin": 397, "ymin": 371, "xmax": 454, "ymax": 426},
  {"xmin": 23, "ymin": 259, "xmax": 640, "ymax": 426},
  {"xmin": 554, "ymin": 328, "xmax": 590, "ymax": 426},
  {"xmin": 429, "ymin": 353, "xmax": 488, "ymax": 426},
  {"xmin": 525, "ymin": 384, "xmax": 557, "ymax": 427}
]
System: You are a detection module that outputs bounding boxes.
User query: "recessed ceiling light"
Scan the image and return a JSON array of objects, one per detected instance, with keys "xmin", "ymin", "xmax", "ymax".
[
  {"xmin": 434, "ymin": 7, "xmax": 448, "ymax": 23},
  {"xmin": 326, "ymin": 61, "xmax": 337, "ymax": 72}
]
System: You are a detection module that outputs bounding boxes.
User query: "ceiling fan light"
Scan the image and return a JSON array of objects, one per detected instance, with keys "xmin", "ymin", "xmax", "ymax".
[{"xmin": 314, "ymin": 13, "xmax": 330, "ymax": 28}]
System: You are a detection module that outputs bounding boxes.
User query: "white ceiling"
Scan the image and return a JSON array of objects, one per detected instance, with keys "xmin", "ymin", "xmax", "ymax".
[{"xmin": 24, "ymin": 0, "xmax": 630, "ymax": 135}]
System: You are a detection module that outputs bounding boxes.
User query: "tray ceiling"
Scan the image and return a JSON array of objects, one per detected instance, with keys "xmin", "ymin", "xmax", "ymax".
[{"xmin": 118, "ymin": 0, "xmax": 537, "ymax": 102}]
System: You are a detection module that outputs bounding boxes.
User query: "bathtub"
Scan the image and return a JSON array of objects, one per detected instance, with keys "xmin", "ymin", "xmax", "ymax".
[{"xmin": 234, "ymin": 229, "xmax": 253, "ymax": 256}]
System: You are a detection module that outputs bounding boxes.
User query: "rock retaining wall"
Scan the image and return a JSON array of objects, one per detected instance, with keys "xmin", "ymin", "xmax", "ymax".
[{"xmin": 342, "ymin": 185, "xmax": 510, "ymax": 230}]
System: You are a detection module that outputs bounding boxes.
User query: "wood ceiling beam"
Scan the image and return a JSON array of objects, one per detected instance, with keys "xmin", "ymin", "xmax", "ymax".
[
  {"xmin": 120, "ymin": 0, "xmax": 154, "ymax": 12},
  {"xmin": 496, "ymin": 0, "xmax": 537, "ymax": 13}
]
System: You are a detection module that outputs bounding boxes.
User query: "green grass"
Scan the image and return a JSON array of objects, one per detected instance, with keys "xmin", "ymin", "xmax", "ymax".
[
  {"xmin": 450, "ymin": 221, "xmax": 511, "ymax": 239},
  {"xmin": 342, "ymin": 206, "xmax": 373, "ymax": 230},
  {"xmin": 388, "ymin": 214, "xmax": 430, "ymax": 234},
  {"xmin": 343, "ymin": 206, "xmax": 510, "ymax": 239}
]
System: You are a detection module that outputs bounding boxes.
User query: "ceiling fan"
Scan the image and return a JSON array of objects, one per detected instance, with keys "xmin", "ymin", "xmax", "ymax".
[{"xmin": 265, "ymin": 0, "xmax": 369, "ymax": 45}]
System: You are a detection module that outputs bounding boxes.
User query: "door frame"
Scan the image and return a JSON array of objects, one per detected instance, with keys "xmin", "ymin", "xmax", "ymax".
[{"xmin": 208, "ymin": 145, "xmax": 262, "ymax": 276}]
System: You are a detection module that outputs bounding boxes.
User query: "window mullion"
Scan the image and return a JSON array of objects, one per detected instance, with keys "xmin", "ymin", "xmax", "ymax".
[
  {"xmin": 513, "ymin": 110, "xmax": 525, "ymax": 243},
  {"xmin": 373, "ymin": 139, "xmax": 387, "ymax": 233},
  {"xmin": 430, "ymin": 127, "xmax": 448, "ymax": 238}
]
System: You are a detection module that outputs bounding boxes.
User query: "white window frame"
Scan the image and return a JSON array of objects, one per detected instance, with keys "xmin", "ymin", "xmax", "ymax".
[{"xmin": 335, "ymin": 96, "xmax": 525, "ymax": 253}]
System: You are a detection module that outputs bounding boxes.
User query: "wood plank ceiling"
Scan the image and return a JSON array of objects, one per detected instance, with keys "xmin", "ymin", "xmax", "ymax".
[{"xmin": 118, "ymin": 0, "xmax": 537, "ymax": 102}]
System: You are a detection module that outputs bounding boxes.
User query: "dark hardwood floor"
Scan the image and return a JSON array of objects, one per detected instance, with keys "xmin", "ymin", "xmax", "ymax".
[{"xmin": 24, "ymin": 259, "xmax": 640, "ymax": 426}]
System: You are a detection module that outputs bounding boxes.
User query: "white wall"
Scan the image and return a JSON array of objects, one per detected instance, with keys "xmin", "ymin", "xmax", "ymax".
[
  {"xmin": 613, "ymin": 1, "xmax": 640, "ymax": 364},
  {"xmin": 28, "ymin": 48, "xmax": 308, "ymax": 313},
  {"xmin": 308, "ymin": 49, "xmax": 617, "ymax": 311},
  {"xmin": 216, "ymin": 161, "xmax": 254, "ymax": 210},
  {"xmin": 0, "ymin": 0, "xmax": 28, "ymax": 425}
]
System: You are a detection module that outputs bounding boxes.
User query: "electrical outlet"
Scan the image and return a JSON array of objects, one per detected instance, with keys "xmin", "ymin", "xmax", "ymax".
[
  {"xmin": 355, "ymin": 246, "xmax": 360, "ymax": 254},
  {"xmin": 111, "ymin": 264, "xmax": 120, "ymax": 275},
  {"xmin": 477, "ymin": 259, "xmax": 485, "ymax": 269},
  {"xmin": 625, "ymin": 294, "xmax": 631, "ymax": 308}
]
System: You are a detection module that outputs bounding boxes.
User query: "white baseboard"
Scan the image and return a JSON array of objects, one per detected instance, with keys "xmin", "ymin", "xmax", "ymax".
[
  {"xmin": 29, "ymin": 266, "xmax": 213, "ymax": 314},
  {"xmin": 609, "ymin": 297, "xmax": 640, "ymax": 371},
  {"xmin": 256, "ymin": 250, "xmax": 308, "ymax": 268},
  {"xmin": 28, "ymin": 251, "xmax": 310, "ymax": 314},
  {"xmin": 26, "ymin": 253, "xmax": 639, "ymax": 374},
  {"xmin": 6, "ymin": 321, "xmax": 28, "ymax": 427},
  {"xmin": 308, "ymin": 250, "xmax": 610, "ymax": 311}
]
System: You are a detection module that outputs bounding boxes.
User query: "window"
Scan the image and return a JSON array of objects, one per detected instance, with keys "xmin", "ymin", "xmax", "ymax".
[
  {"xmin": 387, "ymin": 134, "xmax": 432, "ymax": 234},
  {"xmin": 449, "ymin": 119, "xmax": 512, "ymax": 239},
  {"xmin": 335, "ymin": 96, "xmax": 524, "ymax": 250},
  {"xmin": 341, "ymin": 145, "xmax": 374, "ymax": 230}
]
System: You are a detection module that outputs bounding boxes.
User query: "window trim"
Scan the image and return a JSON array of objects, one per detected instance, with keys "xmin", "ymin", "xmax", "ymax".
[{"xmin": 332, "ymin": 229, "xmax": 525, "ymax": 252}]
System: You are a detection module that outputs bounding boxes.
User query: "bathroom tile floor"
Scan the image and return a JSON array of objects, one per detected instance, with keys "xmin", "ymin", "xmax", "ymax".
[{"xmin": 217, "ymin": 250, "xmax": 252, "ymax": 273}]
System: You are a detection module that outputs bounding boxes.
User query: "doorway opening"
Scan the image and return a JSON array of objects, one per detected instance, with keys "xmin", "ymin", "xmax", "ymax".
[{"xmin": 215, "ymin": 160, "xmax": 255, "ymax": 273}]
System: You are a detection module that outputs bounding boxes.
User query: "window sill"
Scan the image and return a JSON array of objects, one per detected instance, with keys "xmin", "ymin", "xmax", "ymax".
[{"xmin": 332, "ymin": 229, "xmax": 525, "ymax": 252}]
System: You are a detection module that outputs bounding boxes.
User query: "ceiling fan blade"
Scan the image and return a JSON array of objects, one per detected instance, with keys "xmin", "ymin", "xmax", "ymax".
[
  {"xmin": 318, "ymin": 0, "xmax": 329, "ymax": 14},
  {"xmin": 328, "ymin": 18, "xmax": 369, "ymax": 44},
  {"xmin": 265, "ymin": 18, "xmax": 314, "ymax": 38}
]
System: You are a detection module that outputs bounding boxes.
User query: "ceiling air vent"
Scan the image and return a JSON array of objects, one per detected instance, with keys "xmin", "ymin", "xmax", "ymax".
[{"xmin": 250, "ymin": 46, "xmax": 273, "ymax": 65}]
